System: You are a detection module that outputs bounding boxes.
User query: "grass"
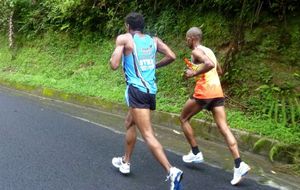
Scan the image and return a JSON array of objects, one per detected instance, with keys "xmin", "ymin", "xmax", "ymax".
[
  {"xmin": 0, "ymin": 30, "xmax": 299, "ymax": 145},
  {"xmin": 0, "ymin": 32, "xmax": 126, "ymax": 103}
]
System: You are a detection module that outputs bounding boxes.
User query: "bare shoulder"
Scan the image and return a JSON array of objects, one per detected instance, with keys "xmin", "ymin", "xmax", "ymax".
[
  {"xmin": 191, "ymin": 48, "xmax": 205, "ymax": 57},
  {"xmin": 153, "ymin": 36, "xmax": 163, "ymax": 44},
  {"xmin": 116, "ymin": 33, "xmax": 131, "ymax": 44},
  {"xmin": 153, "ymin": 36, "xmax": 169, "ymax": 49}
]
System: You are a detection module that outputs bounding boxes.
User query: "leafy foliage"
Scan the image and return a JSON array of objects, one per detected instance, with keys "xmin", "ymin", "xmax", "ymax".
[
  {"xmin": 0, "ymin": 0, "xmax": 299, "ymax": 142},
  {"xmin": 0, "ymin": 0, "xmax": 299, "ymax": 36}
]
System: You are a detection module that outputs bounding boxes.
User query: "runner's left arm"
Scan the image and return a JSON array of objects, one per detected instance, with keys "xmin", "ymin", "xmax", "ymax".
[
  {"xmin": 216, "ymin": 61, "xmax": 223, "ymax": 76},
  {"xmin": 154, "ymin": 37, "xmax": 176, "ymax": 69}
]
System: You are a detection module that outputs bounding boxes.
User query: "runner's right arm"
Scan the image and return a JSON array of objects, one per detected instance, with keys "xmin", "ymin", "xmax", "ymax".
[
  {"xmin": 185, "ymin": 49, "xmax": 214, "ymax": 78},
  {"xmin": 110, "ymin": 35, "xmax": 126, "ymax": 70}
]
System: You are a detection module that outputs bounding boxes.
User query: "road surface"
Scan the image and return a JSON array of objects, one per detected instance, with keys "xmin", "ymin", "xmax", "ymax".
[{"xmin": 0, "ymin": 86, "xmax": 276, "ymax": 190}]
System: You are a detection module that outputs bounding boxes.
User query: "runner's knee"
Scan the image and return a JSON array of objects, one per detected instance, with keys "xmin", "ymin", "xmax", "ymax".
[
  {"xmin": 218, "ymin": 125, "xmax": 237, "ymax": 147},
  {"xmin": 125, "ymin": 119, "xmax": 134, "ymax": 129},
  {"xmin": 179, "ymin": 114, "xmax": 189, "ymax": 124},
  {"xmin": 228, "ymin": 138, "xmax": 237, "ymax": 148},
  {"xmin": 217, "ymin": 123, "xmax": 230, "ymax": 134},
  {"xmin": 143, "ymin": 134, "xmax": 162, "ymax": 149}
]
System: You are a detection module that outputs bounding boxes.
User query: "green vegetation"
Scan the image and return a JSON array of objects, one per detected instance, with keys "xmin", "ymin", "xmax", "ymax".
[
  {"xmin": 0, "ymin": 1, "xmax": 299, "ymax": 151},
  {"xmin": 0, "ymin": 32, "xmax": 125, "ymax": 103},
  {"xmin": 0, "ymin": 29, "xmax": 299, "ymax": 146}
]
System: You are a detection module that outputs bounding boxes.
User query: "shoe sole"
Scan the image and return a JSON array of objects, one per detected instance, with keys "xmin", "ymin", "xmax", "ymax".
[
  {"xmin": 112, "ymin": 162, "xmax": 130, "ymax": 174},
  {"xmin": 119, "ymin": 168, "xmax": 130, "ymax": 174},
  {"xmin": 183, "ymin": 159, "xmax": 204, "ymax": 164},
  {"xmin": 172, "ymin": 172, "xmax": 183, "ymax": 190},
  {"xmin": 192, "ymin": 160, "xmax": 204, "ymax": 164}
]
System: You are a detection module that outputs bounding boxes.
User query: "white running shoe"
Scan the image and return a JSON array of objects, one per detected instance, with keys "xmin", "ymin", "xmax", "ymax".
[
  {"xmin": 166, "ymin": 167, "xmax": 183, "ymax": 190},
  {"xmin": 182, "ymin": 151, "xmax": 204, "ymax": 163},
  {"xmin": 112, "ymin": 156, "xmax": 130, "ymax": 174},
  {"xmin": 231, "ymin": 161, "xmax": 250, "ymax": 185}
]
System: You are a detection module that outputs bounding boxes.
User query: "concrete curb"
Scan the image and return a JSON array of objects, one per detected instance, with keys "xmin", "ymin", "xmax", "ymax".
[{"xmin": 0, "ymin": 79, "xmax": 298, "ymax": 165}]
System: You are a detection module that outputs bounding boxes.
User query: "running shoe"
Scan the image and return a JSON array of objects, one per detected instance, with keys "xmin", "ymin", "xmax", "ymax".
[
  {"xmin": 231, "ymin": 161, "xmax": 250, "ymax": 185},
  {"xmin": 166, "ymin": 167, "xmax": 183, "ymax": 190},
  {"xmin": 182, "ymin": 151, "xmax": 204, "ymax": 163},
  {"xmin": 112, "ymin": 156, "xmax": 130, "ymax": 174}
]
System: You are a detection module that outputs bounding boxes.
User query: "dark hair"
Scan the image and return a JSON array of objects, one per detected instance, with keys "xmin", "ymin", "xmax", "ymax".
[{"xmin": 125, "ymin": 12, "xmax": 145, "ymax": 32}]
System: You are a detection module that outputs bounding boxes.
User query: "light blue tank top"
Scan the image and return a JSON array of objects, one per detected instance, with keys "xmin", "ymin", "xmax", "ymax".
[{"xmin": 122, "ymin": 34, "xmax": 157, "ymax": 94}]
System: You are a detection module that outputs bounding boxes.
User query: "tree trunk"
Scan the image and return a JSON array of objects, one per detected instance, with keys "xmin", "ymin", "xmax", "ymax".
[{"xmin": 8, "ymin": 10, "xmax": 14, "ymax": 49}]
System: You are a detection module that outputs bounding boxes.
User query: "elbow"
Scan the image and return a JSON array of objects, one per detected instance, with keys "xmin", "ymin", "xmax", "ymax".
[
  {"xmin": 110, "ymin": 60, "xmax": 119, "ymax": 70},
  {"xmin": 169, "ymin": 53, "xmax": 176, "ymax": 62},
  {"xmin": 205, "ymin": 61, "xmax": 214, "ymax": 71},
  {"xmin": 208, "ymin": 62, "xmax": 215, "ymax": 70},
  {"xmin": 217, "ymin": 68, "xmax": 223, "ymax": 75},
  {"xmin": 110, "ymin": 64, "xmax": 119, "ymax": 70}
]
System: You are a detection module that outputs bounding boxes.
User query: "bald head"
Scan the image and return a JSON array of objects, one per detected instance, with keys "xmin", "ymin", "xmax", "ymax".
[{"xmin": 186, "ymin": 27, "xmax": 203, "ymax": 41}]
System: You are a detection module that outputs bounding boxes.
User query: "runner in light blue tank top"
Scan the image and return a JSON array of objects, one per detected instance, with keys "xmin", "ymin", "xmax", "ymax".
[
  {"xmin": 122, "ymin": 34, "xmax": 157, "ymax": 94},
  {"xmin": 110, "ymin": 13, "xmax": 182, "ymax": 190}
]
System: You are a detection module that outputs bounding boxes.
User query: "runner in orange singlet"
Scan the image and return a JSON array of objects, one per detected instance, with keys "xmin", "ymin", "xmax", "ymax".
[
  {"xmin": 192, "ymin": 45, "xmax": 224, "ymax": 100},
  {"xmin": 179, "ymin": 27, "xmax": 250, "ymax": 186}
]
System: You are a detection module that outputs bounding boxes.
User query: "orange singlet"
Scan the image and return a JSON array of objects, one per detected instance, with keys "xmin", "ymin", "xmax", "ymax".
[{"xmin": 192, "ymin": 45, "xmax": 224, "ymax": 99}]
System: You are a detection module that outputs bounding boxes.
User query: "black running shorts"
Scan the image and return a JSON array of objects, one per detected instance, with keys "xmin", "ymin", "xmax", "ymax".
[
  {"xmin": 126, "ymin": 85, "xmax": 156, "ymax": 110},
  {"xmin": 190, "ymin": 96, "xmax": 225, "ymax": 111}
]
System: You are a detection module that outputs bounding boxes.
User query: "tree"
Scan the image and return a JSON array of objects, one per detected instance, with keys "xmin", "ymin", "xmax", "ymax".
[{"xmin": 0, "ymin": 0, "xmax": 16, "ymax": 49}]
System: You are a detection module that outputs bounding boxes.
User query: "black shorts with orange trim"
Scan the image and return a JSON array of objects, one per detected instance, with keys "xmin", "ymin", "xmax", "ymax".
[{"xmin": 190, "ymin": 96, "xmax": 225, "ymax": 111}]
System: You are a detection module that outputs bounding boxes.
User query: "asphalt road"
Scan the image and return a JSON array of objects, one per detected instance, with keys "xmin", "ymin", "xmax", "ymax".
[{"xmin": 0, "ymin": 87, "xmax": 277, "ymax": 190}]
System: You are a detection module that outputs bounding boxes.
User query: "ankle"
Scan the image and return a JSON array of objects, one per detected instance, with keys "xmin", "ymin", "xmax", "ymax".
[
  {"xmin": 234, "ymin": 158, "xmax": 242, "ymax": 168},
  {"xmin": 192, "ymin": 146, "xmax": 200, "ymax": 155}
]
